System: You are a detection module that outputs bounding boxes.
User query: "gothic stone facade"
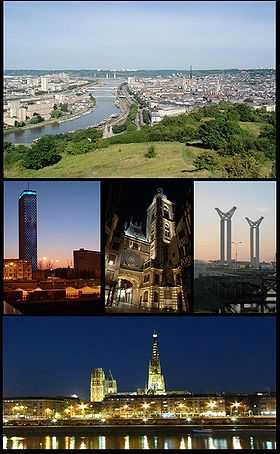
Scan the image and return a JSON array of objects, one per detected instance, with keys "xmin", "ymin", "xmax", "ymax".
[{"xmin": 106, "ymin": 189, "xmax": 184, "ymax": 311}]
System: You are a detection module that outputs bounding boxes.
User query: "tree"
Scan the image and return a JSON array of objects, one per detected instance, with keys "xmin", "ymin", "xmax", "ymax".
[
  {"xmin": 64, "ymin": 140, "xmax": 93, "ymax": 155},
  {"xmin": 29, "ymin": 114, "xmax": 44, "ymax": 124},
  {"xmin": 112, "ymin": 123, "xmax": 127, "ymax": 134},
  {"xmin": 51, "ymin": 109, "xmax": 63, "ymax": 119},
  {"xmin": 223, "ymin": 155, "xmax": 262, "ymax": 178},
  {"xmin": 234, "ymin": 103, "xmax": 256, "ymax": 122},
  {"xmin": 255, "ymin": 137, "xmax": 275, "ymax": 160},
  {"xmin": 259, "ymin": 124, "xmax": 275, "ymax": 141},
  {"xmin": 23, "ymin": 136, "xmax": 61, "ymax": 169},
  {"xmin": 4, "ymin": 142, "xmax": 16, "ymax": 153},
  {"xmin": 193, "ymin": 152, "xmax": 221, "ymax": 172}
]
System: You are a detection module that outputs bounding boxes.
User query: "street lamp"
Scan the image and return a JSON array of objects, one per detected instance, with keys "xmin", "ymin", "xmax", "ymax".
[
  {"xmin": 230, "ymin": 401, "xmax": 242, "ymax": 416},
  {"xmin": 232, "ymin": 242, "xmax": 243, "ymax": 269}
]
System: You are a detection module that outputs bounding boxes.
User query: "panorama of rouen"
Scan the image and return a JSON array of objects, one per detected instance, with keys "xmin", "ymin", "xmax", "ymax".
[
  {"xmin": 3, "ymin": 317, "xmax": 276, "ymax": 450},
  {"xmin": 4, "ymin": 1, "xmax": 275, "ymax": 179}
]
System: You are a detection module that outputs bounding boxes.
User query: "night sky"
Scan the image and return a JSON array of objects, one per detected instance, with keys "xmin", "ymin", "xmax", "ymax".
[
  {"xmin": 4, "ymin": 181, "xmax": 100, "ymax": 267},
  {"xmin": 104, "ymin": 180, "xmax": 192, "ymax": 231},
  {"xmin": 3, "ymin": 317, "xmax": 275, "ymax": 399}
]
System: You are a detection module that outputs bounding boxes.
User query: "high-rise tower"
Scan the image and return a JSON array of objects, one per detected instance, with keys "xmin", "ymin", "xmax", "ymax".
[
  {"xmin": 19, "ymin": 190, "xmax": 37, "ymax": 271},
  {"xmin": 147, "ymin": 332, "xmax": 166, "ymax": 394}
]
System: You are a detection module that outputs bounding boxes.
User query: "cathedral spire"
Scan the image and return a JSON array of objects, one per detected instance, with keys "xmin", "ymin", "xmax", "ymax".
[{"xmin": 147, "ymin": 331, "xmax": 166, "ymax": 394}]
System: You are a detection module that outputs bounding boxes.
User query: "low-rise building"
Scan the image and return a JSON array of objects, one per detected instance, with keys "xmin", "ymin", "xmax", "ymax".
[{"xmin": 4, "ymin": 259, "xmax": 33, "ymax": 281}]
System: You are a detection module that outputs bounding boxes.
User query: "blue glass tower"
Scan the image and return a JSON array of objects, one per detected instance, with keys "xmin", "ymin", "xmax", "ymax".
[{"xmin": 19, "ymin": 190, "xmax": 37, "ymax": 272}]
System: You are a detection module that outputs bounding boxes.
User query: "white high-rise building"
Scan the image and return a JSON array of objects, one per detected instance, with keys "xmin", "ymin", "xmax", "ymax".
[{"xmin": 41, "ymin": 76, "xmax": 49, "ymax": 92}]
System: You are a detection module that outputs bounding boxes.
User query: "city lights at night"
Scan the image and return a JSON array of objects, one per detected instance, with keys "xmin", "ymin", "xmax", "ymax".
[
  {"xmin": 3, "ymin": 317, "xmax": 276, "ymax": 450},
  {"xmin": 3, "ymin": 181, "xmax": 101, "ymax": 314}
]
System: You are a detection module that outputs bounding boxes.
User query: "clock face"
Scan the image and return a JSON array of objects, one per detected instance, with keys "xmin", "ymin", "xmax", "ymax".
[{"xmin": 121, "ymin": 250, "xmax": 142, "ymax": 269}]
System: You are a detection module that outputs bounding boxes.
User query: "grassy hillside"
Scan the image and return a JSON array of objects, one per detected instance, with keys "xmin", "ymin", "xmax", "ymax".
[{"xmin": 4, "ymin": 141, "xmax": 272, "ymax": 178}]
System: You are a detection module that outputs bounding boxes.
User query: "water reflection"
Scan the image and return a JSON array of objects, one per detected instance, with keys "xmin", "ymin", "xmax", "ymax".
[
  {"xmin": 179, "ymin": 436, "xmax": 186, "ymax": 449},
  {"xmin": 232, "ymin": 436, "xmax": 242, "ymax": 449},
  {"xmin": 98, "ymin": 435, "xmax": 106, "ymax": 449},
  {"xmin": 124, "ymin": 435, "xmax": 130, "ymax": 449},
  {"xmin": 3, "ymin": 431, "xmax": 276, "ymax": 450}
]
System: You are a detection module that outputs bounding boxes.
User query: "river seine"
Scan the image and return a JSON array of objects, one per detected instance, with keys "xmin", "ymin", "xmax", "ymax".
[
  {"xmin": 3, "ymin": 429, "xmax": 276, "ymax": 450},
  {"xmin": 4, "ymin": 80, "xmax": 122, "ymax": 144}
]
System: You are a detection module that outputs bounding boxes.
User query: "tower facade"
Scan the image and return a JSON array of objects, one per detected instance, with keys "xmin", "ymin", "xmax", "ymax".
[
  {"xmin": 90, "ymin": 368, "xmax": 106, "ymax": 402},
  {"xmin": 245, "ymin": 216, "xmax": 264, "ymax": 267},
  {"xmin": 105, "ymin": 187, "xmax": 186, "ymax": 311},
  {"xmin": 105, "ymin": 370, "xmax": 118, "ymax": 395},
  {"xmin": 147, "ymin": 332, "xmax": 166, "ymax": 394},
  {"xmin": 90, "ymin": 368, "xmax": 118, "ymax": 402},
  {"xmin": 146, "ymin": 188, "xmax": 176, "ymax": 264},
  {"xmin": 19, "ymin": 190, "xmax": 37, "ymax": 272},
  {"xmin": 215, "ymin": 207, "xmax": 236, "ymax": 265}
]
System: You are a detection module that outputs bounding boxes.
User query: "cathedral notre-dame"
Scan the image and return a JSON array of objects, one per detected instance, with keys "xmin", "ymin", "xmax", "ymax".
[{"xmin": 105, "ymin": 186, "xmax": 191, "ymax": 312}]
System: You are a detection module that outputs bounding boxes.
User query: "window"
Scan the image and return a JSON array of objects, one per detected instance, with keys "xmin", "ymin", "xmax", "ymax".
[
  {"xmin": 164, "ymin": 289, "xmax": 172, "ymax": 298},
  {"xmin": 153, "ymin": 291, "xmax": 159, "ymax": 302},
  {"xmin": 133, "ymin": 242, "xmax": 138, "ymax": 250},
  {"xmin": 144, "ymin": 274, "xmax": 150, "ymax": 283},
  {"xmin": 143, "ymin": 291, "xmax": 148, "ymax": 302},
  {"xmin": 154, "ymin": 274, "xmax": 160, "ymax": 284}
]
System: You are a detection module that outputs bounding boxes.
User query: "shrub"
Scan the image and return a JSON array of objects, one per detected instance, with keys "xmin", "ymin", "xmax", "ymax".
[
  {"xmin": 145, "ymin": 145, "xmax": 156, "ymax": 158},
  {"xmin": 193, "ymin": 152, "xmax": 221, "ymax": 171}
]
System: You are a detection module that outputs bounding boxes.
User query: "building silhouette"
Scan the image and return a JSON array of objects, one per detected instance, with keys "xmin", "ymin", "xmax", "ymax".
[{"xmin": 19, "ymin": 190, "xmax": 37, "ymax": 272}]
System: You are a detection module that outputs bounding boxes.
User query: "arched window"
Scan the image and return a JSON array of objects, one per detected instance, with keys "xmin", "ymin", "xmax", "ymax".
[{"xmin": 143, "ymin": 291, "xmax": 149, "ymax": 302}]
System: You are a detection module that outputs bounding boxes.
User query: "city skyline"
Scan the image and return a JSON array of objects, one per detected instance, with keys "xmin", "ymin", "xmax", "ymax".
[
  {"xmin": 3, "ymin": 317, "xmax": 275, "ymax": 399},
  {"xmin": 5, "ymin": 1, "xmax": 275, "ymax": 70},
  {"xmin": 194, "ymin": 181, "xmax": 276, "ymax": 262},
  {"xmin": 4, "ymin": 181, "xmax": 100, "ymax": 267}
]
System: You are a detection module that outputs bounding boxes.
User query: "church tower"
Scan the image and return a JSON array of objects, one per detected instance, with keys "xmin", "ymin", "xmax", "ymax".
[
  {"xmin": 147, "ymin": 332, "xmax": 166, "ymax": 394},
  {"xmin": 146, "ymin": 188, "xmax": 176, "ymax": 265}
]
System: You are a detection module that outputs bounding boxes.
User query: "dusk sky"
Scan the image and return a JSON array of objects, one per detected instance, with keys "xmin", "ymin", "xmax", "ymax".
[
  {"xmin": 194, "ymin": 181, "xmax": 276, "ymax": 262},
  {"xmin": 4, "ymin": 181, "xmax": 100, "ymax": 267},
  {"xmin": 3, "ymin": 317, "xmax": 275, "ymax": 399},
  {"xmin": 5, "ymin": 1, "xmax": 275, "ymax": 70}
]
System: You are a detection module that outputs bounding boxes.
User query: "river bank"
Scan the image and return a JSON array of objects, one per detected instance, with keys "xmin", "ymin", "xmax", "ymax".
[
  {"xmin": 4, "ymin": 105, "xmax": 96, "ymax": 135},
  {"xmin": 3, "ymin": 419, "xmax": 276, "ymax": 433},
  {"xmin": 4, "ymin": 80, "xmax": 123, "ymax": 144}
]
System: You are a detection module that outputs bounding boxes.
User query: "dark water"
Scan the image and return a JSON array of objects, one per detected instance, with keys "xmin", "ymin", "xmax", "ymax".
[
  {"xmin": 3, "ymin": 430, "xmax": 276, "ymax": 450},
  {"xmin": 4, "ymin": 80, "xmax": 121, "ymax": 144}
]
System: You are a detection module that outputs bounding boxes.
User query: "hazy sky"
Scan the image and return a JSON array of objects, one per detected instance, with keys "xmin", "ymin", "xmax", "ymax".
[
  {"xmin": 3, "ymin": 317, "xmax": 275, "ymax": 398},
  {"xmin": 4, "ymin": 1, "xmax": 275, "ymax": 70},
  {"xmin": 195, "ymin": 181, "xmax": 276, "ymax": 262},
  {"xmin": 4, "ymin": 181, "xmax": 100, "ymax": 267}
]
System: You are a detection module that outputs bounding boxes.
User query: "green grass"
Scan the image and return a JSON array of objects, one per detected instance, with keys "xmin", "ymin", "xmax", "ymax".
[
  {"xmin": 4, "ymin": 141, "xmax": 272, "ymax": 179},
  {"xmin": 239, "ymin": 121, "xmax": 265, "ymax": 136}
]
